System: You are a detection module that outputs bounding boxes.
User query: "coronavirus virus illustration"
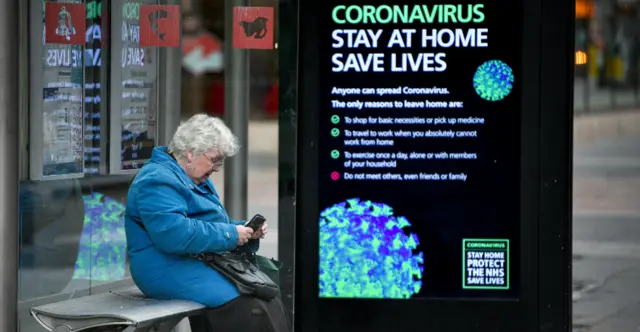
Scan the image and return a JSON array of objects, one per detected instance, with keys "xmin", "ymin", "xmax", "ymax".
[
  {"xmin": 473, "ymin": 60, "xmax": 515, "ymax": 101},
  {"xmin": 319, "ymin": 198, "xmax": 424, "ymax": 299},
  {"xmin": 73, "ymin": 193, "xmax": 127, "ymax": 281}
]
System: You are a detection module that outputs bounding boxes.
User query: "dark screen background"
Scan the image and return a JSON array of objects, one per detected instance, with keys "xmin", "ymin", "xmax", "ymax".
[{"xmin": 318, "ymin": 0, "xmax": 522, "ymax": 299}]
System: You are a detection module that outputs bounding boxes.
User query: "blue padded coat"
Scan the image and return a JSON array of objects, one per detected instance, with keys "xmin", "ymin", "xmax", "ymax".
[{"xmin": 125, "ymin": 146, "xmax": 258, "ymax": 307}]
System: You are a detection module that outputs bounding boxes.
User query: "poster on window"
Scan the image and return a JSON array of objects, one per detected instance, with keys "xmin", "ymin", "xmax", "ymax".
[
  {"xmin": 41, "ymin": 40, "xmax": 85, "ymax": 177},
  {"xmin": 119, "ymin": 0, "xmax": 159, "ymax": 171},
  {"xmin": 41, "ymin": 83, "xmax": 84, "ymax": 177}
]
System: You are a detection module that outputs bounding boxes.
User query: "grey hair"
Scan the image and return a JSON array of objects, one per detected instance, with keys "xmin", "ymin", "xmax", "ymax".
[{"xmin": 168, "ymin": 114, "xmax": 240, "ymax": 159}]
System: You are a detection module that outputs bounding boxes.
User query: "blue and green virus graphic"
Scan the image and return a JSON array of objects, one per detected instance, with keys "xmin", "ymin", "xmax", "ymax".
[
  {"xmin": 72, "ymin": 193, "xmax": 127, "ymax": 281},
  {"xmin": 319, "ymin": 198, "xmax": 424, "ymax": 299},
  {"xmin": 473, "ymin": 60, "xmax": 514, "ymax": 101}
]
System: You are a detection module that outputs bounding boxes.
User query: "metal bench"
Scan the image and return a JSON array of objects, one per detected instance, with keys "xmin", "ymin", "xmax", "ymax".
[{"xmin": 30, "ymin": 286, "xmax": 206, "ymax": 332}]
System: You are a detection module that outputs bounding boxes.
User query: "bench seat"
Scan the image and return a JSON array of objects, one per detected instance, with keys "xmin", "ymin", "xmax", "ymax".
[{"xmin": 30, "ymin": 286, "xmax": 205, "ymax": 332}]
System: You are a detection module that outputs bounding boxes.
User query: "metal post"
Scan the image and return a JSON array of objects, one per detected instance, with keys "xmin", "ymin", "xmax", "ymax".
[
  {"xmin": 158, "ymin": 24, "xmax": 183, "ymax": 144},
  {"xmin": 277, "ymin": 0, "xmax": 298, "ymax": 321},
  {"xmin": 0, "ymin": 0, "xmax": 20, "ymax": 329},
  {"xmin": 155, "ymin": 0, "xmax": 182, "ymax": 145},
  {"xmin": 223, "ymin": 0, "xmax": 249, "ymax": 220}
]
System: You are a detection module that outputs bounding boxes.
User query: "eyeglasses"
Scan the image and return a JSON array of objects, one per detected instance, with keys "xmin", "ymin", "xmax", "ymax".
[{"xmin": 204, "ymin": 154, "xmax": 224, "ymax": 168}]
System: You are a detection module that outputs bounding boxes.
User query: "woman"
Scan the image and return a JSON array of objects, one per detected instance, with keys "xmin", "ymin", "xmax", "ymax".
[{"xmin": 125, "ymin": 114, "xmax": 289, "ymax": 332}]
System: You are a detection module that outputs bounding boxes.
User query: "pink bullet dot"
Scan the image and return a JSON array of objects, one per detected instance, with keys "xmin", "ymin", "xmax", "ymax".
[{"xmin": 330, "ymin": 172, "xmax": 340, "ymax": 181}]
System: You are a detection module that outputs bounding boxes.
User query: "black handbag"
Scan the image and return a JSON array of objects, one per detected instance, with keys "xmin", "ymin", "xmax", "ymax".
[
  {"xmin": 248, "ymin": 253, "xmax": 283, "ymax": 292},
  {"xmin": 195, "ymin": 251, "xmax": 280, "ymax": 300}
]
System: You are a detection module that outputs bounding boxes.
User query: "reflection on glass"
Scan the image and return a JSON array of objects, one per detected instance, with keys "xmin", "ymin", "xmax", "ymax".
[
  {"xmin": 20, "ymin": 1, "xmax": 131, "ymax": 307},
  {"xmin": 42, "ymin": 46, "xmax": 84, "ymax": 176},
  {"xmin": 72, "ymin": 193, "xmax": 127, "ymax": 282},
  {"xmin": 19, "ymin": 179, "xmax": 85, "ymax": 301},
  {"xmin": 120, "ymin": 0, "xmax": 158, "ymax": 170},
  {"xmin": 84, "ymin": 0, "xmax": 103, "ymax": 175}
]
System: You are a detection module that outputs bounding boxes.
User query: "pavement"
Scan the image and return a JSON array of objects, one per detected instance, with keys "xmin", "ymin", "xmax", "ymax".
[{"xmin": 573, "ymin": 135, "xmax": 640, "ymax": 331}]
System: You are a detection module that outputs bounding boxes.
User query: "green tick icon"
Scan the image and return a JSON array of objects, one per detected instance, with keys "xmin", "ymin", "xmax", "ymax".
[
  {"xmin": 331, "ymin": 128, "xmax": 340, "ymax": 137},
  {"xmin": 331, "ymin": 115, "xmax": 340, "ymax": 124},
  {"xmin": 331, "ymin": 150, "xmax": 340, "ymax": 159}
]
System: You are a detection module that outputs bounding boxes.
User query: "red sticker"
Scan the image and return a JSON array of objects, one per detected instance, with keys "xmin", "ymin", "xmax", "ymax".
[
  {"xmin": 139, "ymin": 5, "xmax": 181, "ymax": 48},
  {"xmin": 45, "ymin": 2, "xmax": 86, "ymax": 45},
  {"xmin": 232, "ymin": 7, "xmax": 274, "ymax": 50}
]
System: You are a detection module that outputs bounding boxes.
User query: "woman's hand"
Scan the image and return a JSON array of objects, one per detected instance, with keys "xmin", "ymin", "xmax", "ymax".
[
  {"xmin": 251, "ymin": 222, "xmax": 268, "ymax": 240},
  {"xmin": 236, "ymin": 226, "xmax": 254, "ymax": 246}
]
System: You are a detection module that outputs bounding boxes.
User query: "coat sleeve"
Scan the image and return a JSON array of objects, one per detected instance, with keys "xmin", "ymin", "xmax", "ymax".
[
  {"xmin": 136, "ymin": 175, "xmax": 239, "ymax": 255},
  {"xmin": 232, "ymin": 220, "xmax": 247, "ymax": 226}
]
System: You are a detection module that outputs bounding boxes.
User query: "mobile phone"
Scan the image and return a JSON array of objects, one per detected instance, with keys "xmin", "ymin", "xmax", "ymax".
[{"xmin": 244, "ymin": 214, "xmax": 266, "ymax": 232}]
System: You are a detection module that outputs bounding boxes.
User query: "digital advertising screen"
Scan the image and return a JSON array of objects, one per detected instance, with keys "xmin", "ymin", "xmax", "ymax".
[{"xmin": 317, "ymin": 1, "xmax": 522, "ymax": 300}]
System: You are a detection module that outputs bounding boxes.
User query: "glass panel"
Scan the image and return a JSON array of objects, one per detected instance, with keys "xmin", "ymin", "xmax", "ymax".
[
  {"xmin": 182, "ymin": 0, "xmax": 292, "ymax": 320},
  {"xmin": 180, "ymin": 1, "xmax": 281, "ymax": 251},
  {"xmin": 19, "ymin": 0, "xmax": 292, "ymax": 330},
  {"xmin": 41, "ymin": 1, "xmax": 85, "ymax": 177},
  {"xmin": 120, "ymin": 0, "xmax": 159, "ymax": 171},
  {"xmin": 83, "ymin": 178, "xmax": 131, "ymax": 288},
  {"xmin": 19, "ymin": 2, "xmax": 133, "ymax": 331},
  {"xmin": 19, "ymin": 179, "xmax": 86, "ymax": 301}
]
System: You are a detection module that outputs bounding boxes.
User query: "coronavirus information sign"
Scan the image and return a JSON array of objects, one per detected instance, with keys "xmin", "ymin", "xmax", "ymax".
[
  {"xmin": 317, "ymin": 1, "xmax": 522, "ymax": 300},
  {"xmin": 462, "ymin": 239, "xmax": 509, "ymax": 290}
]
